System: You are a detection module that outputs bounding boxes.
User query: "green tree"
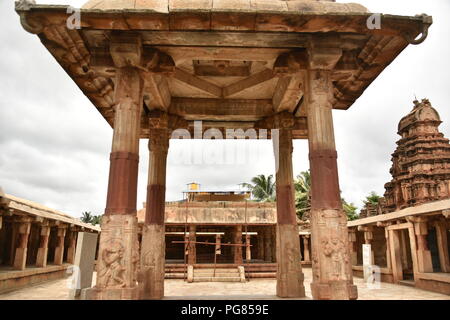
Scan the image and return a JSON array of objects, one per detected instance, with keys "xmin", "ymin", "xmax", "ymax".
[
  {"xmin": 342, "ymin": 199, "xmax": 358, "ymax": 221},
  {"xmin": 81, "ymin": 211, "xmax": 93, "ymax": 224},
  {"xmin": 294, "ymin": 171, "xmax": 311, "ymax": 219},
  {"xmin": 241, "ymin": 174, "xmax": 276, "ymax": 202},
  {"xmin": 364, "ymin": 191, "xmax": 381, "ymax": 206},
  {"xmin": 91, "ymin": 215, "xmax": 102, "ymax": 225}
]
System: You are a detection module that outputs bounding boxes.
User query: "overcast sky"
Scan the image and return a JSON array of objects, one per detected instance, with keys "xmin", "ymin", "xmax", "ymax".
[{"xmin": 1, "ymin": 0, "xmax": 449, "ymax": 218}]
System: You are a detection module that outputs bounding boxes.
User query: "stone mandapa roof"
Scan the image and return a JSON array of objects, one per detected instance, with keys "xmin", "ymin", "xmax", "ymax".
[
  {"xmin": 15, "ymin": 0, "xmax": 432, "ymax": 139},
  {"xmin": 0, "ymin": 191, "xmax": 100, "ymax": 231},
  {"xmin": 81, "ymin": 0, "xmax": 368, "ymax": 14}
]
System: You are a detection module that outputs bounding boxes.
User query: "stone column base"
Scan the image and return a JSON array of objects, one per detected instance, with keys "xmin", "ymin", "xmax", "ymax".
[
  {"xmin": 82, "ymin": 287, "xmax": 139, "ymax": 300},
  {"xmin": 276, "ymin": 224, "xmax": 305, "ymax": 298},
  {"xmin": 93, "ymin": 214, "xmax": 140, "ymax": 300},
  {"xmin": 139, "ymin": 224, "xmax": 165, "ymax": 300},
  {"xmin": 311, "ymin": 282, "xmax": 358, "ymax": 300}
]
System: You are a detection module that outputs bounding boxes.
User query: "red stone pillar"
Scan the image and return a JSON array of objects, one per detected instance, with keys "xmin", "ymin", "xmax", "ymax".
[
  {"xmin": 93, "ymin": 63, "xmax": 143, "ymax": 300},
  {"xmin": 307, "ymin": 68, "xmax": 357, "ymax": 300},
  {"xmin": 273, "ymin": 127, "xmax": 305, "ymax": 298},
  {"xmin": 140, "ymin": 113, "xmax": 170, "ymax": 300},
  {"xmin": 13, "ymin": 219, "xmax": 31, "ymax": 270}
]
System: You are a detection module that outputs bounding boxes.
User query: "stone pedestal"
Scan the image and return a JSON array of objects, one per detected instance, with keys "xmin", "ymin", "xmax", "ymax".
[
  {"xmin": 90, "ymin": 215, "xmax": 140, "ymax": 300},
  {"xmin": 307, "ymin": 68, "xmax": 357, "ymax": 300},
  {"xmin": 70, "ymin": 232, "xmax": 98, "ymax": 299}
]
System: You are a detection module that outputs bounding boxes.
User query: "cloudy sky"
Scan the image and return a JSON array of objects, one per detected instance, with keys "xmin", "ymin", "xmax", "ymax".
[{"xmin": 1, "ymin": 0, "xmax": 449, "ymax": 218}]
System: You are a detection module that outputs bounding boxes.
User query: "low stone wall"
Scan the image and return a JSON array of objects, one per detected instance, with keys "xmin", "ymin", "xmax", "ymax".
[
  {"xmin": 0, "ymin": 264, "xmax": 71, "ymax": 294},
  {"xmin": 415, "ymin": 273, "xmax": 450, "ymax": 295}
]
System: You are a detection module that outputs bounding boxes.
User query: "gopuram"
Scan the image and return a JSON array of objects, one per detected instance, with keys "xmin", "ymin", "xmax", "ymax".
[
  {"xmin": 15, "ymin": 0, "xmax": 432, "ymax": 300},
  {"xmin": 349, "ymin": 99, "xmax": 450, "ymax": 295}
]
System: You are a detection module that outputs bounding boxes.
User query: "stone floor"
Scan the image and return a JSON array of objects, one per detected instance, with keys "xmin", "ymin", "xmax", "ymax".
[{"xmin": 0, "ymin": 268, "xmax": 448, "ymax": 300}]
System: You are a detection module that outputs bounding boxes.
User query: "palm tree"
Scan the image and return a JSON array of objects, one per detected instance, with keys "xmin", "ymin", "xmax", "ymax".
[
  {"xmin": 81, "ymin": 211, "xmax": 93, "ymax": 224},
  {"xmin": 294, "ymin": 171, "xmax": 311, "ymax": 220},
  {"xmin": 91, "ymin": 215, "xmax": 102, "ymax": 225},
  {"xmin": 241, "ymin": 174, "xmax": 276, "ymax": 202}
]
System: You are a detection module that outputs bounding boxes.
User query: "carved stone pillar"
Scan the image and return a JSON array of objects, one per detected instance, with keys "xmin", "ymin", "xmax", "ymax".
[
  {"xmin": 273, "ymin": 126, "xmax": 305, "ymax": 298},
  {"xmin": 245, "ymin": 234, "xmax": 251, "ymax": 261},
  {"xmin": 409, "ymin": 217, "xmax": 433, "ymax": 273},
  {"xmin": 257, "ymin": 228, "xmax": 265, "ymax": 260},
  {"xmin": 36, "ymin": 222, "xmax": 50, "ymax": 268},
  {"xmin": 263, "ymin": 227, "xmax": 273, "ymax": 262},
  {"xmin": 303, "ymin": 235, "xmax": 311, "ymax": 263},
  {"xmin": 434, "ymin": 219, "xmax": 450, "ymax": 272},
  {"xmin": 54, "ymin": 225, "xmax": 67, "ymax": 265},
  {"xmin": 233, "ymin": 225, "xmax": 243, "ymax": 265},
  {"xmin": 347, "ymin": 228, "xmax": 357, "ymax": 266},
  {"xmin": 140, "ymin": 112, "xmax": 170, "ymax": 300},
  {"xmin": 307, "ymin": 64, "xmax": 357, "ymax": 299},
  {"xmin": 92, "ymin": 35, "xmax": 144, "ymax": 300},
  {"xmin": 13, "ymin": 219, "xmax": 31, "ymax": 270},
  {"xmin": 215, "ymin": 234, "xmax": 222, "ymax": 256},
  {"xmin": 188, "ymin": 225, "xmax": 196, "ymax": 265},
  {"xmin": 358, "ymin": 226, "xmax": 375, "ymax": 264},
  {"xmin": 66, "ymin": 230, "xmax": 77, "ymax": 264}
]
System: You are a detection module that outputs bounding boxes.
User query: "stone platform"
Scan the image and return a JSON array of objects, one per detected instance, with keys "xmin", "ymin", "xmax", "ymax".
[{"xmin": 0, "ymin": 268, "xmax": 448, "ymax": 300}]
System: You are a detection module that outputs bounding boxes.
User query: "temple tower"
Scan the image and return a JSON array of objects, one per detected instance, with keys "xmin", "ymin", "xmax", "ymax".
[{"xmin": 384, "ymin": 99, "xmax": 450, "ymax": 211}]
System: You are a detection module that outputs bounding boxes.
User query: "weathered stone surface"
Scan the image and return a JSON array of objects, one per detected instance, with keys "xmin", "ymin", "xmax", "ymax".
[{"xmin": 70, "ymin": 232, "xmax": 99, "ymax": 298}]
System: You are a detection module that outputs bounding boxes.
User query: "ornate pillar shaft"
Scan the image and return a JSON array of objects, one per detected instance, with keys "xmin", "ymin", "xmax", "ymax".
[
  {"xmin": 140, "ymin": 116, "xmax": 169, "ymax": 300},
  {"xmin": 263, "ymin": 227, "xmax": 273, "ymax": 262},
  {"xmin": 54, "ymin": 226, "xmax": 67, "ymax": 265},
  {"xmin": 36, "ymin": 223, "xmax": 50, "ymax": 267},
  {"xmin": 273, "ymin": 127, "xmax": 305, "ymax": 298},
  {"xmin": 435, "ymin": 219, "xmax": 450, "ymax": 272},
  {"xmin": 13, "ymin": 220, "xmax": 31, "ymax": 270},
  {"xmin": 307, "ymin": 68, "xmax": 357, "ymax": 300},
  {"xmin": 233, "ymin": 225, "xmax": 243, "ymax": 265},
  {"xmin": 303, "ymin": 235, "xmax": 311, "ymax": 262},
  {"xmin": 93, "ymin": 49, "xmax": 143, "ymax": 299},
  {"xmin": 257, "ymin": 229, "xmax": 265, "ymax": 260},
  {"xmin": 348, "ymin": 229, "xmax": 357, "ymax": 266},
  {"xmin": 66, "ymin": 230, "xmax": 77, "ymax": 264},
  {"xmin": 411, "ymin": 218, "xmax": 433, "ymax": 273},
  {"xmin": 245, "ymin": 234, "xmax": 251, "ymax": 261},
  {"xmin": 188, "ymin": 225, "xmax": 197, "ymax": 265}
]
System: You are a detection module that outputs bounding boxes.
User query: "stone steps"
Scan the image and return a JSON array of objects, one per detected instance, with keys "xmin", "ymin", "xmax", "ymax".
[{"xmin": 193, "ymin": 267, "xmax": 244, "ymax": 282}]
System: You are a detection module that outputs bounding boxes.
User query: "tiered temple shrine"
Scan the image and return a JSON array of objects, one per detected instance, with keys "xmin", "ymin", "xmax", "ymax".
[
  {"xmin": 350, "ymin": 100, "xmax": 450, "ymax": 295},
  {"xmin": 15, "ymin": 0, "xmax": 432, "ymax": 299}
]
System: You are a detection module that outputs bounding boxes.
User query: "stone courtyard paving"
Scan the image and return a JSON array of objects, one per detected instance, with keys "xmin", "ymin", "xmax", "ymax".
[{"xmin": 0, "ymin": 268, "xmax": 448, "ymax": 300}]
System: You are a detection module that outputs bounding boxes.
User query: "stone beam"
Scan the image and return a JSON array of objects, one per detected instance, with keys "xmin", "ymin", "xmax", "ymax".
[
  {"xmin": 272, "ymin": 74, "xmax": 304, "ymax": 114},
  {"xmin": 169, "ymin": 98, "xmax": 273, "ymax": 121},
  {"xmin": 143, "ymin": 73, "xmax": 171, "ymax": 111},
  {"xmin": 222, "ymin": 69, "xmax": 274, "ymax": 98},
  {"xmin": 173, "ymin": 68, "xmax": 222, "ymax": 98}
]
